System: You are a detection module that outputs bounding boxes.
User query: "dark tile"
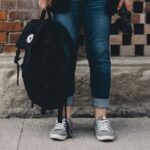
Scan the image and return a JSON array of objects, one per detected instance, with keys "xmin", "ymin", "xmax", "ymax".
[
  {"xmin": 135, "ymin": 45, "xmax": 144, "ymax": 56},
  {"xmin": 111, "ymin": 45, "xmax": 120, "ymax": 56}
]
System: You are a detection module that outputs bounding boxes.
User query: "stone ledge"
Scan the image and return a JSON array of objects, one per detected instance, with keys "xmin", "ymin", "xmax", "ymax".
[
  {"xmin": 77, "ymin": 57, "xmax": 150, "ymax": 66},
  {"xmin": 0, "ymin": 55, "xmax": 150, "ymax": 118}
]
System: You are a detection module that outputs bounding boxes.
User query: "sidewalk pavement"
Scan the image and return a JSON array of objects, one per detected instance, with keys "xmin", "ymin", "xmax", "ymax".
[{"xmin": 0, "ymin": 118, "xmax": 150, "ymax": 150}]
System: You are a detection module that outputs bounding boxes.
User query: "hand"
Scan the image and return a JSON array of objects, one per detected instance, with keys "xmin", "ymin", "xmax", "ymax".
[
  {"xmin": 38, "ymin": 0, "xmax": 52, "ymax": 9},
  {"xmin": 117, "ymin": 0, "xmax": 133, "ymax": 12}
]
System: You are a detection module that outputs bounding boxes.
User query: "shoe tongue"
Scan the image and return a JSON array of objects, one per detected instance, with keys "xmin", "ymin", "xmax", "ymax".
[{"xmin": 96, "ymin": 116, "xmax": 107, "ymax": 120}]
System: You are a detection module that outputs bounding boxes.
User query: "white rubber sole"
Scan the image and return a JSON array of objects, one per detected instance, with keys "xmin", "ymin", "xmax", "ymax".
[
  {"xmin": 96, "ymin": 135, "xmax": 115, "ymax": 141},
  {"xmin": 49, "ymin": 133, "xmax": 67, "ymax": 141}
]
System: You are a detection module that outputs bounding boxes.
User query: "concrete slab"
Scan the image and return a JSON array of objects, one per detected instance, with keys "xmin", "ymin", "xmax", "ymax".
[
  {"xmin": 1, "ymin": 56, "xmax": 150, "ymax": 118},
  {"xmin": 18, "ymin": 118, "xmax": 150, "ymax": 150},
  {"xmin": 0, "ymin": 119, "xmax": 24, "ymax": 150}
]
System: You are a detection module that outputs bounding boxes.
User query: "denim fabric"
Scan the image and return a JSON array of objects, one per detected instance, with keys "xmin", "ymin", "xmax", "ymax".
[{"xmin": 54, "ymin": 0, "xmax": 111, "ymax": 109}]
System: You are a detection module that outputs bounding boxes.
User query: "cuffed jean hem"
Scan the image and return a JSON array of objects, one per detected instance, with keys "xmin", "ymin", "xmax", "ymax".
[
  {"xmin": 65, "ymin": 95, "xmax": 74, "ymax": 106},
  {"xmin": 91, "ymin": 97, "xmax": 110, "ymax": 109}
]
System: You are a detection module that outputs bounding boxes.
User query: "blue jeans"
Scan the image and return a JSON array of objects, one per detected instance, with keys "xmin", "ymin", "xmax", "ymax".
[{"xmin": 54, "ymin": 0, "xmax": 111, "ymax": 109}]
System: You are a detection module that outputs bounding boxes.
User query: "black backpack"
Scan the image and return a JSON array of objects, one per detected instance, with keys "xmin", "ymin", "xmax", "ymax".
[{"xmin": 14, "ymin": 6, "xmax": 74, "ymax": 135}]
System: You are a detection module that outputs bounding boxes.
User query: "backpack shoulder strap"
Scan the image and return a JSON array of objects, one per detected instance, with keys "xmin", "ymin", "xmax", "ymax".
[{"xmin": 14, "ymin": 48, "xmax": 21, "ymax": 85}]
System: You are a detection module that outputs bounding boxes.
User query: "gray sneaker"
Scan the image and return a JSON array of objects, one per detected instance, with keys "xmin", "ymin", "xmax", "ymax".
[
  {"xmin": 49, "ymin": 118, "xmax": 73, "ymax": 141},
  {"xmin": 94, "ymin": 117, "xmax": 115, "ymax": 141}
]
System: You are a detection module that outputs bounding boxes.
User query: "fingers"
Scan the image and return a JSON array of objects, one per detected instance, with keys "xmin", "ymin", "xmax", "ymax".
[
  {"xmin": 125, "ymin": 0, "xmax": 133, "ymax": 12},
  {"xmin": 117, "ymin": 0, "xmax": 133, "ymax": 12},
  {"xmin": 38, "ymin": 0, "xmax": 52, "ymax": 9},
  {"xmin": 47, "ymin": 0, "xmax": 53, "ymax": 6},
  {"xmin": 117, "ymin": 0, "xmax": 124, "ymax": 10},
  {"xmin": 38, "ymin": 0, "xmax": 46, "ymax": 9}
]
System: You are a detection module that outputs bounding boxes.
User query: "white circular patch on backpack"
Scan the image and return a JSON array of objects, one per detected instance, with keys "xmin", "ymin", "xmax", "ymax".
[{"xmin": 26, "ymin": 34, "xmax": 34, "ymax": 43}]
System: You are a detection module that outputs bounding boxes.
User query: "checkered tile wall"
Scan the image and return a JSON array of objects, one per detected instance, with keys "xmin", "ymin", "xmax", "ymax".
[{"xmin": 78, "ymin": 0, "xmax": 150, "ymax": 58}]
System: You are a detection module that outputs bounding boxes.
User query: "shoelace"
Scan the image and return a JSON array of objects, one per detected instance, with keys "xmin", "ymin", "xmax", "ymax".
[
  {"xmin": 96, "ymin": 119, "xmax": 110, "ymax": 131},
  {"xmin": 54, "ymin": 119, "xmax": 67, "ymax": 130}
]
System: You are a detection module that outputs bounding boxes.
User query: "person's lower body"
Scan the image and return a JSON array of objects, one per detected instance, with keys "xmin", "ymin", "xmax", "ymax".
[{"xmin": 49, "ymin": 0, "xmax": 115, "ymax": 141}]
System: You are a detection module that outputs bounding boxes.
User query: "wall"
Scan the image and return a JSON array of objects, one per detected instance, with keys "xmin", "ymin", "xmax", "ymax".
[{"xmin": 0, "ymin": 0, "xmax": 150, "ymax": 56}]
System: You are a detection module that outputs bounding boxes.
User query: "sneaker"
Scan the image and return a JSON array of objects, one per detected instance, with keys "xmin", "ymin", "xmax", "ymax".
[
  {"xmin": 49, "ymin": 118, "xmax": 73, "ymax": 141},
  {"xmin": 94, "ymin": 116, "xmax": 115, "ymax": 141}
]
